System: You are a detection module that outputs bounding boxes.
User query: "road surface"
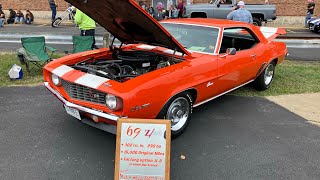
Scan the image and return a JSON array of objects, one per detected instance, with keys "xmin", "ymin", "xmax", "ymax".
[{"xmin": 1, "ymin": 86, "xmax": 320, "ymax": 179}]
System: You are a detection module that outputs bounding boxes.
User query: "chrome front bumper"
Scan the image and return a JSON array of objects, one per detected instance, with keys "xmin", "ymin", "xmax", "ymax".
[{"xmin": 44, "ymin": 82, "xmax": 120, "ymax": 121}]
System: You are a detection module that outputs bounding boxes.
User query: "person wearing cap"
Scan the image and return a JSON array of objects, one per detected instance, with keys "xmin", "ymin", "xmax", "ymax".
[{"xmin": 227, "ymin": 1, "xmax": 253, "ymax": 24}]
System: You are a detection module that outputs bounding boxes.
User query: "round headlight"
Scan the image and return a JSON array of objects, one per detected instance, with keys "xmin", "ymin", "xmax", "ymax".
[
  {"xmin": 51, "ymin": 73, "xmax": 61, "ymax": 86},
  {"xmin": 106, "ymin": 94, "xmax": 122, "ymax": 111}
]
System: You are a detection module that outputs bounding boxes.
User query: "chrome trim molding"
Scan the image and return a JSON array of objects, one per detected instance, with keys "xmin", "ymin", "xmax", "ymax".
[
  {"xmin": 44, "ymin": 82, "xmax": 120, "ymax": 121},
  {"xmin": 193, "ymin": 80, "xmax": 254, "ymax": 107}
]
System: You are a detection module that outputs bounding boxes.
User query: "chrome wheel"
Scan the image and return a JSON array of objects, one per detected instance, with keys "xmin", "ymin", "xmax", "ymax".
[
  {"xmin": 264, "ymin": 63, "xmax": 274, "ymax": 86},
  {"xmin": 166, "ymin": 97, "xmax": 190, "ymax": 131}
]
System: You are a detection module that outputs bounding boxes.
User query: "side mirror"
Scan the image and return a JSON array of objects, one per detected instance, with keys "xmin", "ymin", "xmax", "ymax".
[
  {"xmin": 220, "ymin": 48, "xmax": 236, "ymax": 58},
  {"xmin": 217, "ymin": 4, "xmax": 220, "ymax": 8},
  {"xmin": 226, "ymin": 48, "xmax": 236, "ymax": 55}
]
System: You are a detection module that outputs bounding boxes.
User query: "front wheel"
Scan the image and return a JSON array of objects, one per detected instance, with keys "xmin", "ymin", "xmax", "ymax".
[
  {"xmin": 253, "ymin": 18, "xmax": 262, "ymax": 26},
  {"xmin": 254, "ymin": 61, "xmax": 276, "ymax": 91},
  {"xmin": 52, "ymin": 17, "xmax": 62, "ymax": 27},
  {"xmin": 157, "ymin": 92, "xmax": 193, "ymax": 138}
]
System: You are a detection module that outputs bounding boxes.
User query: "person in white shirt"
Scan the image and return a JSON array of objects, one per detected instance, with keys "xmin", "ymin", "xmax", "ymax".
[{"xmin": 167, "ymin": 0, "xmax": 173, "ymax": 18}]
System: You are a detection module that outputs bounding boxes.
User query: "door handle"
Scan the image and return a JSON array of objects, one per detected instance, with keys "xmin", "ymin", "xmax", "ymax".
[{"xmin": 251, "ymin": 54, "xmax": 256, "ymax": 59}]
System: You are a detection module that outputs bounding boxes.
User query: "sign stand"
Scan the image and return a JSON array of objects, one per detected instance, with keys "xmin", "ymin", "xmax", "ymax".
[{"xmin": 114, "ymin": 118, "xmax": 171, "ymax": 180}]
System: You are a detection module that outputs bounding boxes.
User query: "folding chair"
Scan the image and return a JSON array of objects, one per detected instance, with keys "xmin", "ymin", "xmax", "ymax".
[
  {"xmin": 16, "ymin": 36, "xmax": 57, "ymax": 73},
  {"xmin": 71, "ymin": 35, "xmax": 94, "ymax": 53}
]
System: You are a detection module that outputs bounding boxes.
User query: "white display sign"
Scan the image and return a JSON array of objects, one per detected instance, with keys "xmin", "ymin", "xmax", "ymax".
[{"xmin": 115, "ymin": 119, "xmax": 171, "ymax": 180}]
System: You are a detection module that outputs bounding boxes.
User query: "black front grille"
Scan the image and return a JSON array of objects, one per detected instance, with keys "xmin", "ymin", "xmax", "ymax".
[{"xmin": 62, "ymin": 80, "xmax": 106, "ymax": 105}]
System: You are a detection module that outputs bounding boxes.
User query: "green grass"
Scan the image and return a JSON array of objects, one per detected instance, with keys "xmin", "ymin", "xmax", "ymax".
[
  {"xmin": 0, "ymin": 53, "xmax": 319, "ymax": 96},
  {"xmin": 0, "ymin": 53, "xmax": 62, "ymax": 87},
  {"xmin": 231, "ymin": 60, "xmax": 320, "ymax": 96}
]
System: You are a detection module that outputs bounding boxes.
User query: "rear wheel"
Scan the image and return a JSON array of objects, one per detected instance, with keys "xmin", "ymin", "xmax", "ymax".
[
  {"xmin": 52, "ymin": 17, "xmax": 62, "ymax": 27},
  {"xmin": 254, "ymin": 61, "xmax": 276, "ymax": 91},
  {"xmin": 157, "ymin": 92, "xmax": 193, "ymax": 138},
  {"xmin": 253, "ymin": 18, "xmax": 262, "ymax": 26}
]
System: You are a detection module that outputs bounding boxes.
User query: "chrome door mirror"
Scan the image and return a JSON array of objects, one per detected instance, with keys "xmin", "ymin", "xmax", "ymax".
[
  {"xmin": 220, "ymin": 48, "xmax": 237, "ymax": 58},
  {"xmin": 226, "ymin": 48, "xmax": 236, "ymax": 55}
]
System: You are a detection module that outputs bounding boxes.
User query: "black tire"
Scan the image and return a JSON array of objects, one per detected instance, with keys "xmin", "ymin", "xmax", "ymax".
[
  {"xmin": 253, "ymin": 18, "xmax": 262, "ymax": 26},
  {"xmin": 156, "ymin": 92, "xmax": 193, "ymax": 138},
  {"xmin": 254, "ymin": 61, "xmax": 276, "ymax": 91},
  {"xmin": 314, "ymin": 26, "xmax": 320, "ymax": 33},
  {"xmin": 51, "ymin": 17, "xmax": 62, "ymax": 27}
]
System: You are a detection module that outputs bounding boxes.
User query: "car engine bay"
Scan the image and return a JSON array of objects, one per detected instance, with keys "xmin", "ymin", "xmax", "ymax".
[{"xmin": 71, "ymin": 49, "xmax": 183, "ymax": 82}]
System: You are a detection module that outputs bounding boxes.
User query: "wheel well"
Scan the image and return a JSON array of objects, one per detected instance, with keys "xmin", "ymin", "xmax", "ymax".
[
  {"xmin": 186, "ymin": 89, "xmax": 198, "ymax": 103},
  {"xmin": 252, "ymin": 14, "xmax": 264, "ymax": 20},
  {"xmin": 190, "ymin": 12, "xmax": 207, "ymax": 18},
  {"xmin": 272, "ymin": 58, "xmax": 278, "ymax": 65}
]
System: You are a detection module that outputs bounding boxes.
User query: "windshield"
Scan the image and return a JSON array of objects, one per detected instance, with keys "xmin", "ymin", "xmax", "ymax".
[{"xmin": 161, "ymin": 23, "xmax": 220, "ymax": 53}]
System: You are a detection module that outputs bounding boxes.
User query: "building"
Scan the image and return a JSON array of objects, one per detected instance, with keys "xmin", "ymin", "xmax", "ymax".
[{"xmin": 0, "ymin": 0, "xmax": 318, "ymax": 16}]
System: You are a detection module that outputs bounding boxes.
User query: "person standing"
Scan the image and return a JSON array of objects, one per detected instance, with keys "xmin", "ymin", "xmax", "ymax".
[
  {"xmin": 227, "ymin": 1, "xmax": 253, "ymax": 23},
  {"xmin": 306, "ymin": 0, "xmax": 315, "ymax": 27},
  {"xmin": 167, "ymin": 0, "xmax": 173, "ymax": 18},
  {"xmin": 74, "ymin": 9, "xmax": 97, "ymax": 48},
  {"xmin": 48, "ymin": 0, "xmax": 58, "ymax": 22},
  {"xmin": 177, "ymin": 0, "xmax": 184, "ymax": 18}
]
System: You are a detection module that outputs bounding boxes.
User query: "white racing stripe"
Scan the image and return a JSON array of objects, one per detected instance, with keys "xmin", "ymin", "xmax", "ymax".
[
  {"xmin": 52, "ymin": 65, "xmax": 74, "ymax": 77},
  {"xmin": 162, "ymin": 49, "xmax": 183, "ymax": 56},
  {"xmin": 75, "ymin": 73, "xmax": 109, "ymax": 89},
  {"xmin": 136, "ymin": 45, "xmax": 156, "ymax": 50},
  {"xmin": 260, "ymin": 27, "xmax": 278, "ymax": 39}
]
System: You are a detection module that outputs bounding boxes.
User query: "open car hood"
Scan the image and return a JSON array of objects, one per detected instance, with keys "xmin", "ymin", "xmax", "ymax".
[{"xmin": 66, "ymin": 0, "xmax": 189, "ymax": 55}]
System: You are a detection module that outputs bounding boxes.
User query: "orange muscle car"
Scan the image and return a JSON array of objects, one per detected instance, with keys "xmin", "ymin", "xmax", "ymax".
[{"xmin": 43, "ymin": 0, "xmax": 287, "ymax": 137}]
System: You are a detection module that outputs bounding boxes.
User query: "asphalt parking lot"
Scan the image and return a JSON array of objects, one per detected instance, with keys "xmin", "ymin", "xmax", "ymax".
[{"xmin": 1, "ymin": 86, "xmax": 320, "ymax": 179}]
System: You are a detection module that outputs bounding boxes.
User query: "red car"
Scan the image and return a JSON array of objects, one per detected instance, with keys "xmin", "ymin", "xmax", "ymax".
[{"xmin": 43, "ymin": 0, "xmax": 287, "ymax": 137}]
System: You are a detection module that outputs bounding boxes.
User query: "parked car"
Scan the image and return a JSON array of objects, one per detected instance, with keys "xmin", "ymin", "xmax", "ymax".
[
  {"xmin": 186, "ymin": 0, "xmax": 277, "ymax": 26},
  {"xmin": 44, "ymin": 0, "xmax": 287, "ymax": 137},
  {"xmin": 307, "ymin": 17, "xmax": 320, "ymax": 33}
]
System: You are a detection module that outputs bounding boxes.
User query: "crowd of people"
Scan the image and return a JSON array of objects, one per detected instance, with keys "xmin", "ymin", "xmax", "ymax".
[
  {"xmin": 0, "ymin": 0, "xmax": 317, "ymax": 27},
  {"xmin": 139, "ymin": 0, "xmax": 188, "ymax": 21},
  {"xmin": 0, "ymin": 4, "xmax": 34, "ymax": 27}
]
